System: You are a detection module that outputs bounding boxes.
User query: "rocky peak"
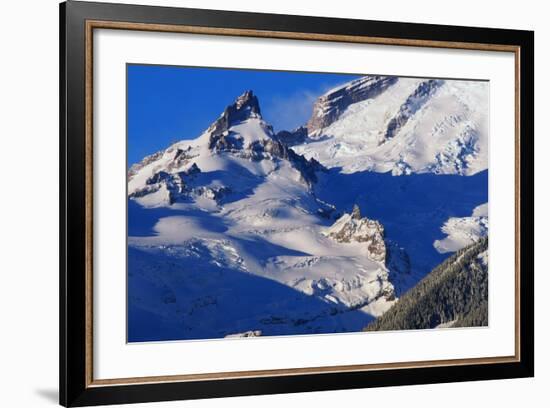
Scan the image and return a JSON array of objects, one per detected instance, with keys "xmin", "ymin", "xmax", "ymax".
[
  {"xmin": 207, "ymin": 90, "xmax": 267, "ymax": 151},
  {"xmin": 307, "ymin": 76, "xmax": 398, "ymax": 134},
  {"xmin": 234, "ymin": 90, "xmax": 261, "ymax": 115},
  {"xmin": 324, "ymin": 205, "xmax": 386, "ymax": 262},
  {"xmin": 351, "ymin": 204, "xmax": 362, "ymax": 220},
  {"xmin": 203, "ymin": 90, "xmax": 324, "ymax": 188},
  {"xmin": 209, "ymin": 90, "xmax": 261, "ymax": 133}
]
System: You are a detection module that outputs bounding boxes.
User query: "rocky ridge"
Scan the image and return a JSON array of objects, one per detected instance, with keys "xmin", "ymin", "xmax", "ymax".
[
  {"xmin": 293, "ymin": 75, "xmax": 488, "ymax": 176},
  {"xmin": 324, "ymin": 204, "xmax": 386, "ymax": 263},
  {"xmin": 128, "ymin": 90, "xmax": 326, "ymax": 206},
  {"xmin": 307, "ymin": 76, "xmax": 398, "ymax": 134}
]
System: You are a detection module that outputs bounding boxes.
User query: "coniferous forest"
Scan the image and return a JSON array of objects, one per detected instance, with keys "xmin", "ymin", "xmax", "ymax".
[{"xmin": 365, "ymin": 237, "xmax": 488, "ymax": 331}]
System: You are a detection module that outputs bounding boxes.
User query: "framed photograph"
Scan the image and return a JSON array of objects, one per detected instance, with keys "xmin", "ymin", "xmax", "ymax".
[{"xmin": 60, "ymin": 1, "xmax": 534, "ymax": 406}]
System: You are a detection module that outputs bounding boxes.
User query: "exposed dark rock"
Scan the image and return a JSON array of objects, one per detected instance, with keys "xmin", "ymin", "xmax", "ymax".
[
  {"xmin": 248, "ymin": 139, "xmax": 287, "ymax": 160},
  {"xmin": 129, "ymin": 163, "xmax": 202, "ymax": 204},
  {"xmin": 224, "ymin": 330, "xmax": 262, "ymax": 338},
  {"xmin": 187, "ymin": 162, "xmax": 201, "ymax": 175},
  {"xmin": 325, "ymin": 206, "xmax": 386, "ymax": 262},
  {"xmin": 244, "ymin": 138, "xmax": 324, "ymax": 187},
  {"xmin": 307, "ymin": 76, "xmax": 398, "ymax": 133},
  {"xmin": 275, "ymin": 126, "xmax": 308, "ymax": 146},
  {"xmin": 208, "ymin": 90, "xmax": 263, "ymax": 151},
  {"xmin": 195, "ymin": 186, "xmax": 231, "ymax": 201},
  {"xmin": 383, "ymin": 79, "xmax": 443, "ymax": 142},
  {"xmin": 351, "ymin": 204, "xmax": 362, "ymax": 220},
  {"xmin": 146, "ymin": 170, "xmax": 171, "ymax": 185},
  {"xmin": 209, "ymin": 130, "xmax": 245, "ymax": 152},
  {"xmin": 130, "ymin": 89, "xmax": 326, "ymax": 207},
  {"xmin": 288, "ymin": 149, "xmax": 324, "ymax": 187},
  {"xmin": 128, "ymin": 184, "xmax": 162, "ymax": 199},
  {"xmin": 391, "ymin": 157, "xmax": 413, "ymax": 176},
  {"xmin": 166, "ymin": 146, "xmax": 197, "ymax": 171},
  {"xmin": 128, "ymin": 150, "xmax": 164, "ymax": 178},
  {"xmin": 429, "ymin": 125, "xmax": 480, "ymax": 175}
]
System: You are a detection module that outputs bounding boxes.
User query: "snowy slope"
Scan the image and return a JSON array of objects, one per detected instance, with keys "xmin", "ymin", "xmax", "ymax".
[
  {"xmin": 433, "ymin": 203, "xmax": 488, "ymax": 253},
  {"xmin": 127, "ymin": 79, "xmax": 489, "ymax": 342},
  {"xmin": 293, "ymin": 76, "xmax": 488, "ymax": 175},
  {"xmin": 127, "ymin": 91, "xmax": 397, "ymax": 341}
]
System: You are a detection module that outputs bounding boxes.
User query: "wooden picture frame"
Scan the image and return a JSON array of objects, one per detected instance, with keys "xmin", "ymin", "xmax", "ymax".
[{"xmin": 60, "ymin": 1, "xmax": 534, "ymax": 406}]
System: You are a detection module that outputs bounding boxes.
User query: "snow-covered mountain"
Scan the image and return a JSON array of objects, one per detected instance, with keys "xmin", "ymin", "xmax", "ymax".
[
  {"xmin": 128, "ymin": 90, "xmax": 399, "ymax": 341},
  {"xmin": 127, "ymin": 76, "xmax": 489, "ymax": 342},
  {"xmin": 292, "ymin": 76, "xmax": 488, "ymax": 175},
  {"xmin": 128, "ymin": 91, "xmax": 322, "ymax": 208}
]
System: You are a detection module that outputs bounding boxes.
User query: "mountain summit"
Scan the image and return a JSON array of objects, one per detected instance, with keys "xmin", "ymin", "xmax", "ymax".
[
  {"xmin": 294, "ymin": 75, "xmax": 488, "ymax": 175},
  {"xmin": 233, "ymin": 90, "xmax": 261, "ymax": 116},
  {"xmin": 207, "ymin": 90, "xmax": 274, "ymax": 152},
  {"xmin": 128, "ymin": 90, "xmax": 324, "ymax": 206},
  {"xmin": 127, "ymin": 87, "xmax": 405, "ymax": 340},
  {"xmin": 208, "ymin": 90, "xmax": 262, "ymax": 136},
  {"xmin": 127, "ymin": 77, "xmax": 488, "ymax": 341}
]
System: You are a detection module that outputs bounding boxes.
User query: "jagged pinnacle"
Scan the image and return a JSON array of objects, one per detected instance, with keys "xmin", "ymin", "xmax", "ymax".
[
  {"xmin": 351, "ymin": 204, "xmax": 362, "ymax": 220},
  {"xmin": 207, "ymin": 90, "xmax": 262, "ymax": 149},
  {"xmin": 221, "ymin": 90, "xmax": 261, "ymax": 125},
  {"xmin": 234, "ymin": 90, "xmax": 261, "ymax": 114}
]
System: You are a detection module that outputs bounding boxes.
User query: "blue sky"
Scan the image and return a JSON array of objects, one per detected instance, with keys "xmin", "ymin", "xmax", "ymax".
[{"xmin": 127, "ymin": 64, "xmax": 361, "ymax": 165}]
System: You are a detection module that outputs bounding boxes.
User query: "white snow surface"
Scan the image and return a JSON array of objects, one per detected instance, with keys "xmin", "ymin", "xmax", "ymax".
[
  {"xmin": 433, "ymin": 203, "xmax": 489, "ymax": 253},
  {"xmin": 293, "ymin": 77, "xmax": 488, "ymax": 175},
  {"xmin": 128, "ymin": 114, "xmax": 397, "ymax": 341},
  {"xmin": 127, "ymin": 77, "xmax": 489, "ymax": 341}
]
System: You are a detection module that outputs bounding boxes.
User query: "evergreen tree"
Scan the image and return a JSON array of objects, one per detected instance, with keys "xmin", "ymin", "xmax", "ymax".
[{"xmin": 364, "ymin": 237, "xmax": 488, "ymax": 331}]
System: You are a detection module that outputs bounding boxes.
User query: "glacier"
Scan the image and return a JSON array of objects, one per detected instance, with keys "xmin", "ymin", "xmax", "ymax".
[{"xmin": 127, "ymin": 75, "xmax": 489, "ymax": 342}]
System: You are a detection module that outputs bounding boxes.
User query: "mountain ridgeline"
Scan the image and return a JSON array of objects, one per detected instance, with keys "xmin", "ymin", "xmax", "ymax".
[
  {"xmin": 126, "ymin": 74, "xmax": 489, "ymax": 341},
  {"xmin": 364, "ymin": 237, "xmax": 488, "ymax": 332},
  {"xmin": 293, "ymin": 75, "xmax": 488, "ymax": 176}
]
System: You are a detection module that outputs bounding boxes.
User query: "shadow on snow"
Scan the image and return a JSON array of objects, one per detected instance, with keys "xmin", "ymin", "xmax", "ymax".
[
  {"xmin": 128, "ymin": 246, "xmax": 374, "ymax": 342},
  {"xmin": 127, "ymin": 168, "xmax": 488, "ymax": 341},
  {"xmin": 316, "ymin": 168, "xmax": 488, "ymax": 284}
]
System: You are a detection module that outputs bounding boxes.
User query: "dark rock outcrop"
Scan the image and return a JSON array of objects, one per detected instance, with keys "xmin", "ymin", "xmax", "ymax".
[
  {"xmin": 324, "ymin": 205, "xmax": 386, "ymax": 262},
  {"xmin": 208, "ymin": 90, "xmax": 263, "ymax": 151},
  {"xmin": 275, "ymin": 126, "xmax": 308, "ymax": 146},
  {"xmin": 128, "ymin": 150, "xmax": 164, "ymax": 179},
  {"xmin": 129, "ymin": 89, "xmax": 327, "ymax": 206},
  {"xmin": 247, "ymin": 138, "xmax": 325, "ymax": 187},
  {"xmin": 351, "ymin": 204, "xmax": 362, "ymax": 220},
  {"xmin": 129, "ymin": 163, "xmax": 202, "ymax": 204},
  {"xmin": 307, "ymin": 76, "xmax": 398, "ymax": 134},
  {"xmin": 383, "ymin": 79, "xmax": 443, "ymax": 141}
]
